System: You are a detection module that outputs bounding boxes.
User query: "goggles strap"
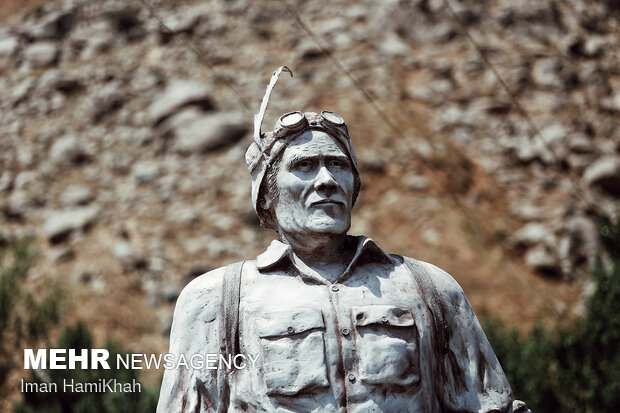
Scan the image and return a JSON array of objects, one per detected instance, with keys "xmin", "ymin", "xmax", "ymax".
[{"xmin": 253, "ymin": 66, "xmax": 293, "ymax": 149}]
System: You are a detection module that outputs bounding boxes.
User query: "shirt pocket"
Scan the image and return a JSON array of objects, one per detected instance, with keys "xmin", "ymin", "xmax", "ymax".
[
  {"xmin": 256, "ymin": 308, "xmax": 329, "ymax": 396},
  {"xmin": 352, "ymin": 305, "xmax": 420, "ymax": 386}
]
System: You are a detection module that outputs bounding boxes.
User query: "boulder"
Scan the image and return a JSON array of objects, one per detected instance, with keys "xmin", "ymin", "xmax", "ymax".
[
  {"xmin": 149, "ymin": 80, "xmax": 213, "ymax": 124},
  {"xmin": 114, "ymin": 241, "xmax": 147, "ymax": 271},
  {"xmin": 531, "ymin": 58, "xmax": 562, "ymax": 88},
  {"xmin": 132, "ymin": 160, "xmax": 161, "ymax": 183},
  {"xmin": 525, "ymin": 244, "xmax": 561, "ymax": 277},
  {"xmin": 512, "ymin": 222, "xmax": 555, "ymax": 248},
  {"xmin": 23, "ymin": 41, "xmax": 59, "ymax": 67},
  {"xmin": 558, "ymin": 215, "xmax": 599, "ymax": 276},
  {"xmin": 44, "ymin": 206, "xmax": 100, "ymax": 243},
  {"xmin": 583, "ymin": 156, "xmax": 620, "ymax": 197},
  {"xmin": 60, "ymin": 185, "xmax": 95, "ymax": 206},
  {"xmin": 21, "ymin": 6, "xmax": 76, "ymax": 40},
  {"xmin": 514, "ymin": 124, "xmax": 568, "ymax": 164},
  {"xmin": 173, "ymin": 112, "xmax": 247, "ymax": 154},
  {"xmin": 49, "ymin": 134, "xmax": 89, "ymax": 165},
  {"xmin": 0, "ymin": 36, "xmax": 19, "ymax": 69}
]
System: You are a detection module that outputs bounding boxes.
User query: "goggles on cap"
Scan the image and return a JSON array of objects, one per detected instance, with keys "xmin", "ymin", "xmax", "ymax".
[{"xmin": 272, "ymin": 110, "xmax": 349, "ymax": 141}]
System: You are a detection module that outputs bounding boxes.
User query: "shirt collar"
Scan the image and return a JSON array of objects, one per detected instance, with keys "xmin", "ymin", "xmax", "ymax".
[{"xmin": 256, "ymin": 235, "xmax": 394, "ymax": 273}]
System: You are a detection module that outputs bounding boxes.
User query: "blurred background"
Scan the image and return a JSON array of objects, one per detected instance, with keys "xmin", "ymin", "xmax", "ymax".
[{"xmin": 0, "ymin": 0, "xmax": 618, "ymax": 411}]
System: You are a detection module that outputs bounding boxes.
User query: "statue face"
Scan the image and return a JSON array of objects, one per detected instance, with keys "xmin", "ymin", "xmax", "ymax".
[{"xmin": 269, "ymin": 130, "xmax": 355, "ymax": 236}]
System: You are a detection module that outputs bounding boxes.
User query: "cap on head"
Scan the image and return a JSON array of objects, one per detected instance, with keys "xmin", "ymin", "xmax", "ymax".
[{"xmin": 245, "ymin": 67, "xmax": 360, "ymax": 229}]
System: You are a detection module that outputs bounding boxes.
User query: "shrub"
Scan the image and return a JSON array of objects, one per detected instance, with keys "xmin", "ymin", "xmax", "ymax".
[
  {"xmin": 484, "ymin": 216, "xmax": 620, "ymax": 413},
  {"xmin": 13, "ymin": 322, "xmax": 159, "ymax": 413},
  {"xmin": 0, "ymin": 232, "xmax": 64, "ymax": 400}
]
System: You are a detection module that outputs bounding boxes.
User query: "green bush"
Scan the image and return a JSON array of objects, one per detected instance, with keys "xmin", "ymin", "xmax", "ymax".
[
  {"xmin": 13, "ymin": 322, "xmax": 159, "ymax": 413},
  {"xmin": 484, "ymin": 216, "xmax": 620, "ymax": 413},
  {"xmin": 0, "ymin": 233, "xmax": 64, "ymax": 399}
]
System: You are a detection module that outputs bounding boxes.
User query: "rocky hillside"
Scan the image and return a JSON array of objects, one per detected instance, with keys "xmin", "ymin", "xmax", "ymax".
[{"xmin": 1, "ymin": 0, "xmax": 618, "ymax": 362}]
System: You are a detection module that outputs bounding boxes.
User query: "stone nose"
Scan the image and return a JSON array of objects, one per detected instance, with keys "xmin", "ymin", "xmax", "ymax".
[{"xmin": 314, "ymin": 165, "xmax": 338, "ymax": 193}]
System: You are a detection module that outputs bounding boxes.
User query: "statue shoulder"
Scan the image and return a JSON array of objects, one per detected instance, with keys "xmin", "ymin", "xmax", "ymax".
[
  {"xmin": 173, "ymin": 260, "xmax": 253, "ymax": 324},
  {"xmin": 400, "ymin": 256, "xmax": 467, "ymax": 304}
]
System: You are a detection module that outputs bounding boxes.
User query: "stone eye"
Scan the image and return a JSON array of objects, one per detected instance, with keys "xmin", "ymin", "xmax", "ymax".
[{"xmin": 294, "ymin": 160, "xmax": 314, "ymax": 171}]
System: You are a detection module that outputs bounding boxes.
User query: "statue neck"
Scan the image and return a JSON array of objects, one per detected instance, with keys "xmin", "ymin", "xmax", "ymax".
[{"xmin": 278, "ymin": 231, "xmax": 353, "ymax": 283}]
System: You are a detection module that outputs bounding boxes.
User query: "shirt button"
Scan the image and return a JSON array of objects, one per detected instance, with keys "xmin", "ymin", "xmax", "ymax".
[
  {"xmin": 287, "ymin": 326, "xmax": 294, "ymax": 334},
  {"xmin": 348, "ymin": 374, "xmax": 356, "ymax": 382},
  {"xmin": 331, "ymin": 285, "xmax": 339, "ymax": 292},
  {"xmin": 381, "ymin": 316, "xmax": 388, "ymax": 323},
  {"xmin": 341, "ymin": 328, "xmax": 350, "ymax": 336}
]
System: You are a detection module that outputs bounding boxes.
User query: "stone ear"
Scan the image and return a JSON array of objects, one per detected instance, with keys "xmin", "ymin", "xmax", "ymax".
[{"xmin": 261, "ymin": 192, "xmax": 273, "ymax": 209}]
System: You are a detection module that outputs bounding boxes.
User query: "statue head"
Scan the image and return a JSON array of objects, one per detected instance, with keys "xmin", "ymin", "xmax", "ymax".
[{"xmin": 245, "ymin": 67, "xmax": 361, "ymax": 233}]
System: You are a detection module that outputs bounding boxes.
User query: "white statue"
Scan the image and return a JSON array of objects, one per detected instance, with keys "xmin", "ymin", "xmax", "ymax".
[{"xmin": 157, "ymin": 67, "xmax": 530, "ymax": 413}]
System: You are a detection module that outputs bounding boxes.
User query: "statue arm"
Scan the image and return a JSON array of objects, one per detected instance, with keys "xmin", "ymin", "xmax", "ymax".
[
  {"xmin": 422, "ymin": 262, "xmax": 530, "ymax": 413},
  {"xmin": 156, "ymin": 271, "xmax": 224, "ymax": 413}
]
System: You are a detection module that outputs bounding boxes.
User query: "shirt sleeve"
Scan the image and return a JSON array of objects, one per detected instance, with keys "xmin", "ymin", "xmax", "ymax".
[
  {"xmin": 156, "ymin": 272, "xmax": 223, "ymax": 413},
  {"xmin": 424, "ymin": 262, "xmax": 530, "ymax": 413}
]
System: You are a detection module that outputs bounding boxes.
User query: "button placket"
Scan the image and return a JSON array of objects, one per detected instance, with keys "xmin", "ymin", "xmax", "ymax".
[{"xmin": 327, "ymin": 282, "xmax": 357, "ymax": 396}]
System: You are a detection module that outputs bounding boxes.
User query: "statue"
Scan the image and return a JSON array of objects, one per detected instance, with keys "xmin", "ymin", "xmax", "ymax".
[{"xmin": 157, "ymin": 67, "xmax": 530, "ymax": 413}]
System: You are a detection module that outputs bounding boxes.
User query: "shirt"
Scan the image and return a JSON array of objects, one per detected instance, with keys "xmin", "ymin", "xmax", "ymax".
[{"xmin": 157, "ymin": 236, "xmax": 528, "ymax": 413}]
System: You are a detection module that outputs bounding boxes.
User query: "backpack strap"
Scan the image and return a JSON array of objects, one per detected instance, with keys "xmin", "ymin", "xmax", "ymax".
[
  {"xmin": 401, "ymin": 256, "xmax": 450, "ymax": 356},
  {"xmin": 217, "ymin": 260, "xmax": 245, "ymax": 413}
]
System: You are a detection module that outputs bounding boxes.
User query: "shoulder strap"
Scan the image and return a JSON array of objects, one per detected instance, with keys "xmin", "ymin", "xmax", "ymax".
[
  {"xmin": 402, "ymin": 256, "xmax": 449, "ymax": 355},
  {"xmin": 217, "ymin": 260, "xmax": 245, "ymax": 413}
]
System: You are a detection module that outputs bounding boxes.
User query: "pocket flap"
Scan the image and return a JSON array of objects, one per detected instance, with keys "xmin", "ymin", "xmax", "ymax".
[
  {"xmin": 353, "ymin": 305, "xmax": 414, "ymax": 327},
  {"xmin": 257, "ymin": 308, "xmax": 324, "ymax": 338}
]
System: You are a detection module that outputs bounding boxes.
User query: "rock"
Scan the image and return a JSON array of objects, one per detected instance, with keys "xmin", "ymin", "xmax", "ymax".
[
  {"xmin": 149, "ymin": 80, "xmax": 213, "ymax": 124},
  {"xmin": 583, "ymin": 156, "xmax": 620, "ymax": 197},
  {"xmin": 21, "ymin": 6, "xmax": 76, "ymax": 40},
  {"xmin": 359, "ymin": 152, "xmax": 387, "ymax": 173},
  {"xmin": 71, "ymin": 21, "xmax": 115, "ymax": 60},
  {"xmin": 168, "ymin": 206, "xmax": 199, "ymax": 225},
  {"xmin": 378, "ymin": 33, "xmax": 410, "ymax": 57},
  {"xmin": 512, "ymin": 222, "xmax": 555, "ymax": 248},
  {"xmin": 11, "ymin": 78, "xmax": 36, "ymax": 106},
  {"xmin": 44, "ymin": 206, "xmax": 100, "ymax": 243},
  {"xmin": 158, "ymin": 13, "xmax": 200, "ymax": 42},
  {"xmin": 509, "ymin": 203, "xmax": 542, "ymax": 221},
  {"xmin": 38, "ymin": 70, "xmax": 83, "ymax": 94},
  {"xmin": 49, "ymin": 134, "xmax": 89, "ymax": 165},
  {"xmin": 49, "ymin": 246, "xmax": 75, "ymax": 262},
  {"xmin": 297, "ymin": 39, "xmax": 329, "ymax": 60},
  {"xmin": 60, "ymin": 185, "xmax": 95, "ymax": 206},
  {"xmin": 114, "ymin": 241, "xmax": 147, "ymax": 271},
  {"xmin": 132, "ymin": 160, "xmax": 161, "ymax": 183},
  {"xmin": 162, "ymin": 284, "xmax": 180, "ymax": 303},
  {"xmin": 404, "ymin": 174, "xmax": 430, "ymax": 191},
  {"xmin": 421, "ymin": 228, "xmax": 441, "ymax": 246},
  {"xmin": 90, "ymin": 81, "xmax": 126, "ymax": 122},
  {"xmin": 514, "ymin": 124, "xmax": 568, "ymax": 164},
  {"xmin": 525, "ymin": 244, "xmax": 560, "ymax": 277},
  {"xmin": 531, "ymin": 58, "xmax": 562, "ymax": 88},
  {"xmin": 24, "ymin": 41, "xmax": 59, "ymax": 67},
  {"xmin": 0, "ymin": 36, "xmax": 19, "ymax": 69},
  {"xmin": 173, "ymin": 112, "xmax": 247, "ymax": 154},
  {"xmin": 559, "ymin": 215, "xmax": 599, "ymax": 274},
  {"xmin": 568, "ymin": 134, "xmax": 593, "ymax": 154},
  {"xmin": 1, "ymin": 190, "xmax": 30, "ymax": 220}
]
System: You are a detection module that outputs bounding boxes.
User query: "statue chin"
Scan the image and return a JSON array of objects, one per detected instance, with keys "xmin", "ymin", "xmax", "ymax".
[
  {"xmin": 284, "ymin": 215, "xmax": 351, "ymax": 237},
  {"xmin": 306, "ymin": 220, "xmax": 350, "ymax": 235}
]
